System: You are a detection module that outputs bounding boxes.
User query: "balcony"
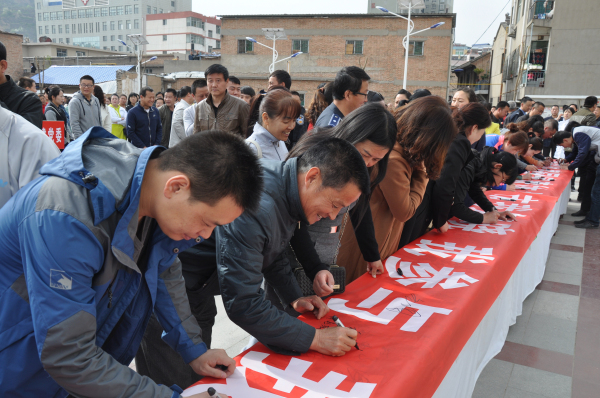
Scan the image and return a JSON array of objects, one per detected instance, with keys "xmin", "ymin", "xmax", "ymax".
[
  {"xmin": 524, "ymin": 70, "xmax": 545, "ymax": 87},
  {"xmin": 529, "ymin": 1, "xmax": 554, "ymax": 24}
]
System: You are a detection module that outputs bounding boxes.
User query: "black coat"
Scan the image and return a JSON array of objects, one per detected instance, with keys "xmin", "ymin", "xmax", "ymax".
[
  {"xmin": 448, "ymin": 155, "xmax": 495, "ymax": 224},
  {"xmin": 0, "ymin": 75, "xmax": 43, "ymax": 128}
]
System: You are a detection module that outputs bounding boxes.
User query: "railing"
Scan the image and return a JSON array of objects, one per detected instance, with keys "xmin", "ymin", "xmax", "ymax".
[
  {"xmin": 529, "ymin": 0, "xmax": 554, "ymax": 21},
  {"xmin": 474, "ymin": 79, "xmax": 490, "ymax": 91},
  {"xmin": 524, "ymin": 70, "xmax": 545, "ymax": 87}
]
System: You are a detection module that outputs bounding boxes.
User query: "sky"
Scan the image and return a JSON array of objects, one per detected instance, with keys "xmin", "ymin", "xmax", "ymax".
[{"xmin": 193, "ymin": 0, "xmax": 512, "ymax": 47}]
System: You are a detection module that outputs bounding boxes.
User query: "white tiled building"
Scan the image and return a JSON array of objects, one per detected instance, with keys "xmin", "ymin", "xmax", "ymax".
[{"xmin": 145, "ymin": 12, "xmax": 221, "ymax": 57}]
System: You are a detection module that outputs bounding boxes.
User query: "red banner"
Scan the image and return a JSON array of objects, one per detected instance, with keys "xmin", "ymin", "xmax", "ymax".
[
  {"xmin": 42, "ymin": 121, "xmax": 65, "ymax": 150},
  {"xmin": 185, "ymin": 165, "xmax": 573, "ymax": 398}
]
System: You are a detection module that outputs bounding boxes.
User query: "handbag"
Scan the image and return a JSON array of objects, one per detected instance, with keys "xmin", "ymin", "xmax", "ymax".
[{"xmin": 292, "ymin": 213, "xmax": 348, "ymax": 298}]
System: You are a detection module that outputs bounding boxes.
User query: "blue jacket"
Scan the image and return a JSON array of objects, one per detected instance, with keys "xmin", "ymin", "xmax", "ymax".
[
  {"xmin": 126, "ymin": 103, "xmax": 163, "ymax": 148},
  {"xmin": 315, "ymin": 102, "xmax": 344, "ymax": 128},
  {"xmin": 0, "ymin": 127, "xmax": 205, "ymax": 397}
]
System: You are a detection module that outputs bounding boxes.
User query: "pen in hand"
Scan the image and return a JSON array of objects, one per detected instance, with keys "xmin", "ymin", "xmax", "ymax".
[{"xmin": 332, "ymin": 315, "xmax": 360, "ymax": 350}]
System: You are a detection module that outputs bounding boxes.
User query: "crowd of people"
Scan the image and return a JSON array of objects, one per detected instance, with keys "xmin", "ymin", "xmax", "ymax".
[{"xmin": 1, "ymin": 38, "xmax": 600, "ymax": 398}]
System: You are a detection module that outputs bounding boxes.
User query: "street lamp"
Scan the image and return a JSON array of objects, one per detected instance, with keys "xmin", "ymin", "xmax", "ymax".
[
  {"xmin": 377, "ymin": 2, "xmax": 445, "ymax": 89},
  {"xmin": 126, "ymin": 34, "xmax": 150, "ymax": 93},
  {"xmin": 246, "ymin": 28, "xmax": 289, "ymax": 74}
]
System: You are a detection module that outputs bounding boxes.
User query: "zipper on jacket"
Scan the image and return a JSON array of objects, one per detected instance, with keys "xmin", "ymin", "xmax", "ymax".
[{"xmin": 147, "ymin": 111, "xmax": 151, "ymax": 144}]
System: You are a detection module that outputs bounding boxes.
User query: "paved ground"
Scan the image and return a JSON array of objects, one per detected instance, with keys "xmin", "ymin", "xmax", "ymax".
[{"xmin": 472, "ymin": 189, "xmax": 600, "ymax": 398}]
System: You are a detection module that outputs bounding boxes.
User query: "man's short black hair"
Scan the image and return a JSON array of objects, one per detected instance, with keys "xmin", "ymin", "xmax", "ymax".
[
  {"xmin": 521, "ymin": 96, "xmax": 533, "ymax": 104},
  {"xmin": 497, "ymin": 101, "xmax": 509, "ymax": 109},
  {"xmin": 297, "ymin": 137, "xmax": 370, "ymax": 196},
  {"xmin": 533, "ymin": 101, "xmax": 545, "ymax": 109},
  {"xmin": 192, "ymin": 79, "xmax": 207, "ymax": 95},
  {"xmin": 140, "ymin": 86, "xmax": 154, "ymax": 97},
  {"xmin": 269, "ymin": 70, "xmax": 292, "ymax": 89},
  {"xmin": 553, "ymin": 130, "xmax": 572, "ymax": 146},
  {"xmin": 80, "ymin": 75, "xmax": 95, "ymax": 84},
  {"xmin": 584, "ymin": 96, "xmax": 598, "ymax": 109},
  {"xmin": 290, "ymin": 90, "xmax": 301, "ymax": 97},
  {"xmin": 18, "ymin": 77, "xmax": 36, "ymax": 89},
  {"xmin": 545, "ymin": 118, "xmax": 559, "ymax": 131},
  {"xmin": 156, "ymin": 92, "xmax": 163, "ymax": 97},
  {"xmin": 158, "ymin": 131, "xmax": 263, "ymax": 212},
  {"xmin": 205, "ymin": 64, "xmax": 229, "ymax": 81},
  {"xmin": 397, "ymin": 89, "xmax": 412, "ymax": 99},
  {"xmin": 228, "ymin": 76, "xmax": 241, "ymax": 85},
  {"xmin": 551, "ymin": 105, "xmax": 559, "ymax": 109},
  {"xmin": 0, "ymin": 41, "xmax": 6, "ymax": 62},
  {"xmin": 165, "ymin": 88, "xmax": 177, "ymax": 97},
  {"xmin": 367, "ymin": 91, "xmax": 384, "ymax": 102},
  {"xmin": 241, "ymin": 86, "xmax": 255, "ymax": 97},
  {"xmin": 179, "ymin": 86, "xmax": 192, "ymax": 97},
  {"xmin": 332, "ymin": 66, "xmax": 371, "ymax": 101}
]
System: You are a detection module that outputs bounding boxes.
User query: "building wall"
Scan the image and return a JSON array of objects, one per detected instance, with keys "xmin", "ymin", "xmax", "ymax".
[
  {"xmin": 145, "ymin": 12, "xmax": 221, "ymax": 56},
  {"xmin": 367, "ymin": 0, "xmax": 453, "ymax": 14},
  {"xmin": 0, "ymin": 31, "xmax": 24, "ymax": 79},
  {"xmin": 219, "ymin": 14, "xmax": 454, "ymax": 102},
  {"xmin": 34, "ymin": 0, "xmax": 191, "ymax": 51},
  {"xmin": 489, "ymin": 25, "xmax": 507, "ymax": 104},
  {"xmin": 22, "ymin": 43, "xmax": 123, "ymax": 58}
]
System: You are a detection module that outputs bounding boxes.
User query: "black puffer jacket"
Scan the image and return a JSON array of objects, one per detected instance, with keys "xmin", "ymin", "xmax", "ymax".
[{"xmin": 0, "ymin": 75, "xmax": 43, "ymax": 128}]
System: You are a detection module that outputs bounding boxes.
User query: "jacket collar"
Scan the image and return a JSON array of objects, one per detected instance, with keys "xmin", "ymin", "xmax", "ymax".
[
  {"xmin": 253, "ymin": 123, "xmax": 280, "ymax": 144},
  {"xmin": 280, "ymin": 158, "xmax": 308, "ymax": 224},
  {"xmin": 207, "ymin": 91, "xmax": 230, "ymax": 107}
]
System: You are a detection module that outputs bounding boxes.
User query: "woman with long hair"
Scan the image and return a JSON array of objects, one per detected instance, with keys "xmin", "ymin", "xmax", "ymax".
[
  {"xmin": 93, "ymin": 85, "xmax": 112, "ymax": 131},
  {"xmin": 286, "ymin": 102, "xmax": 397, "ymax": 290},
  {"xmin": 338, "ymin": 96, "xmax": 457, "ymax": 283},
  {"xmin": 245, "ymin": 87, "xmax": 302, "ymax": 159},
  {"xmin": 305, "ymin": 82, "xmax": 333, "ymax": 132},
  {"xmin": 126, "ymin": 93, "xmax": 139, "ymax": 111}
]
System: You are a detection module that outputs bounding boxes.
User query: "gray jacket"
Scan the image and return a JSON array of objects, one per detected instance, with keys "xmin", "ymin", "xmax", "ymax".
[
  {"xmin": 214, "ymin": 158, "xmax": 315, "ymax": 354},
  {"xmin": 69, "ymin": 91, "xmax": 102, "ymax": 139},
  {"xmin": 571, "ymin": 108, "xmax": 597, "ymax": 127},
  {"xmin": 245, "ymin": 123, "xmax": 288, "ymax": 160}
]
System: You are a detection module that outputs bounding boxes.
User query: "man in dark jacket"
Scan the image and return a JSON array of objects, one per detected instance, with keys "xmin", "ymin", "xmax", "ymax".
[
  {"xmin": 126, "ymin": 86, "xmax": 162, "ymax": 148},
  {"xmin": 505, "ymin": 96, "xmax": 534, "ymax": 125},
  {"xmin": 571, "ymin": 96, "xmax": 598, "ymax": 126},
  {"xmin": 0, "ymin": 41, "xmax": 43, "ymax": 128},
  {"xmin": 138, "ymin": 138, "xmax": 370, "ymax": 388},
  {"xmin": 159, "ymin": 88, "xmax": 177, "ymax": 147}
]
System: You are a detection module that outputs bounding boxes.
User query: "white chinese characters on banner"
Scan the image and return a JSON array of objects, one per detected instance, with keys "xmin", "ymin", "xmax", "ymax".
[
  {"xmin": 488, "ymin": 194, "xmax": 538, "ymax": 204},
  {"xmin": 182, "ymin": 351, "xmax": 377, "ymax": 398},
  {"xmin": 403, "ymin": 239, "xmax": 495, "ymax": 264},
  {"xmin": 385, "ymin": 258, "xmax": 479, "ymax": 289},
  {"xmin": 446, "ymin": 220, "xmax": 515, "ymax": 235},
  {"xmin": 328, "ymin": 287, "xmax": 452, "ymax": 332},
  {"xmin": 491, "ymin": 202, "xmax": 533, "ymax": 212}
]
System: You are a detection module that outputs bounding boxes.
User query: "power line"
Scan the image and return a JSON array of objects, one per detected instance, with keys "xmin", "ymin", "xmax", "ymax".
[{"xmin": 471, "ymin": 0, "xmax": 511, "ymax": 46}]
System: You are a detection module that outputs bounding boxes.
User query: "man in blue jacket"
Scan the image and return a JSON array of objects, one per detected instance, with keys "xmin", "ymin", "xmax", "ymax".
[
  {"xmin": 126, "ymin": 86, "xmax": 163, "ymax": 148},
  {"xmin": 0, "ymin": 127, "xmax": 263, "ymax": 397}
]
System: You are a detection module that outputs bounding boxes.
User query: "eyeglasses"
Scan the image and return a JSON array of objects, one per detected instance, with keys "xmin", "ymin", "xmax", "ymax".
[
  {"xmin": 353, "ymin": 90, "xmax": 370, "ymax": 97},
  {"xmin": 80, "ymin": 84, "xmax": 94, "ymax": 88}
]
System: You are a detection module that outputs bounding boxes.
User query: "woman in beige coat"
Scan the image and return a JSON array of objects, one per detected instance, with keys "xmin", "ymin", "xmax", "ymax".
[{"xmin": 338, "ymin": 96, "xmax": 458, "ymax": 283}]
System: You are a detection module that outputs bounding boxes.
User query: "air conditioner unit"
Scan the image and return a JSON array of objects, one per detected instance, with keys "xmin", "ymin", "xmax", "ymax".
[{"xmin": 508, "ymin": 24, "xmax": 517, "ymax": 38}]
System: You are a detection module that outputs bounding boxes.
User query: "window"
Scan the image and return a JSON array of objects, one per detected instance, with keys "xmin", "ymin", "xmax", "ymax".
[
  {"xmin": 65, "ymin": 24, "xmax": 69, "ymax": 33},
  {"xmin": 118, "ymin": 21, "xmax": 123, "ymax": 30},
  {"xmin": 78, "ymin": 23, "xmax": 82, "ymax": 33},
  {"xmin": 186, "ymin": 34, "xmax": 205, "ymax": 45},
  {"xmin": 153, "ymin": 7, "xmax": 157, "ymax": 14},
  {"xmin": 118, "ymin": 35, "xmax": 123, "ymax": 40},
  {"xmin": 43, "ymin": 12, "xmax": 49, "ymax": 21},
  {"xmin": 39, "ymin": 26, "xmax": 43, "ymax": 34},
  {"xmin": 126, "ymin": 20, "xmax": 131, "ymax": 29},
  {"xmin": 52, "ymin": 25, "xmax": 56, "ymax": 34},
  {"xmin": 83, "ymin": 23, "xmax": 87, "ymax": 34},
  {"xmin": 292, "ymin": 39, "xmax": 309, "ymax": 54},
  {"xmin": 163, "ymin": 35, "xmax": 167, "ymax": 41},
  {"xmin": 102, "ymin": 22, "xmax": 107, "ymax": 31},
  {"xmin": 208, "ymin": 46, "xmax": 213, "ymax": 52},
  {"xmin": 117, "ymin": 6, "xmax": 124, "ymax": 15},
  {"xmin": 134, "ymin": 20, "xmax": 139, "ymax": 29},
  {"xmin": 216, "ymin": 26, "xmax": 221, "ymax": 34},
  {"xmin": 37, "ymin": 2, "xmax": 41, "ymax": 9},
  {"xmin": 51, "ymin": 39, "xmax": 55, "ymax": 43},
  {"xmin": 159, "ymin": 8, "xmax": 163, "ymax": 14},
  {"xmin": 111, "ymin": 35, "xmax": 115, "ymax": 41},
  {"xmin": 407, "ymin": 41, "xmax": 424, "ymax": 56},
  {"xmin": 45, "ymin": 26, "xmax": 49, "ymax": 34},
  {"xmin": 57, "ymin": 12, "xmax": 62, "ymax": 20},
  {"xmin": 298, "ymin": 93, "xmax": 305, "ymax": 106},
  {"xmin": 103, "ymin": 36, "xmax": 107, "ymax": 41},
  {"xmin": 64, "ymin": 11, "xmax": 70, "ymax": 20},
  {"xmin": 125, "ymin": 5, "xmax": 132, "ymax": 14},
  {"xmin": 76, "ymin": 51, "xmax": 86, "ymax": 56},
  {"xmin": 110, "ymin": 21, "xmax": 115, "ymax": 30},
  {"xmin": 163, "ymin": 51, "xmax": 167, "ymax": 55},
  {"xmin": 147, "ymin": 6, "xmax": 151, "ymax": 14},
  {"xmin": 57, "ymin": 48, "xmax": 67, "ymax": 57},
  {"xmin": 86, "ymin": 9, "xmax": 93, "ymax": 18},
  {"xmin": 171, "ymin": 1, "xmax": 175, "ymax": 6},
  {"xmin": 215, "ymin": 40, "xmax": 221, "ymax": 49},
  {"xmin": 94, "ymin": 8, "xmax": 101, "ymax": 17},
  {"xmin": 134, "ymin": 5, "xmax": 139, "ymax": 14},
  {"xmin": 71, "ymin": 10, "xmax": 77, "ymax": 19},
  {"xmin": 72, "ymin": 24, "xmax": 76, "ymax": 33},
  {"xmin": 96, "ymin": 22, "xmax": 100, "ymax": 32},
  {"xmin": 119, "ymin": 46, "xmax": 123, "ymax": 52},
  {"xmin": 208, "ymin": 30, "xmax": 213, "ymax": 38},
  {"xmin": 78, "ymin": 10, "xmax": 85, "ymax": 18},
  {"xmin": 50, "ymin": 12, "xmax": 56, "ymax": 20},
  {"xmin": 65, "ymin": 38, "xmax": 69, "ymax": 44},
  {"xmin": 237, "ymin": 39, "xmax": 254, "ymax": 54},
  {"xmin": 59, "ymin": 38, "xmax": 63, "ymax": 43},
  {"xmin": 58, "ymin": 25, "xmax": 62, "ymax": 34},
  {"xmin": 110, "ymin": 7, "xmax": 116, "ymax": 16},
  {"xmin": 345, "ymin": 40, "xmax": 363, "ymax": 55},
  {"xmin": 102, "ymin": 7, "xmax": 108, "ymax": 17},
  {"xmin": 38, "ymin": 13, "xmax": 41, "ymax": 21},
  {"xmin": 111, "ymin": 46, "xmax": 116, "ymax": 51}
]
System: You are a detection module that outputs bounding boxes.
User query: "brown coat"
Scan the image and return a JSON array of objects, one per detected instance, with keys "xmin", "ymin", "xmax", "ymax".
[
  {"xmin": 193, "ymin": 92, "xmax": 250, "ymax": 137},
  {"xmin": 337, "ymin": 142, "xmax": 428, "ymax": 284}
]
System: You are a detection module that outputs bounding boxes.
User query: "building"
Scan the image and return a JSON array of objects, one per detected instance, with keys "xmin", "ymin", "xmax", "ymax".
[
  {"xmin": 451, "ymin": 52, "xmax": 491, "ymax": 102},
  {"xmin": 145, "ymin": 11, "xmax": 221, "ymax": 57},
  {"xmin": 219, "ymin": 13, "xmax": 455, "ymax": 105},
  {"xmin": 23, "ymin": 42, "xmax": 124, "ymax": 58},
  {"xmin": 0, "ymin": 30, "xmax": 24, "ymax": 80},
  {"xmin": 34, "ymin": 0, "xmax": 191, "ymax": 52},
  {"xmin": 491, "ymin": 0, "xmax": 600, "ymax": 106},
  {"xmin": 489, "ymin": 22, "xmax": 509, "ymax": 105},
  {"xmin": 367, "ymin": 0, "xmax": 453, "ymax": 14}
]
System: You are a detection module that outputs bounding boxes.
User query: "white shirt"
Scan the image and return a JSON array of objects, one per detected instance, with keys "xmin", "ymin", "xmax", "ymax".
[
  {"xmin": 108, "ymin": 105, "xmax": 127, "ymax": 126},
  {"xmin": 183, "ymin": 103, "xmax": 198, "ymax": 137},
  {"xmin": 169, "ymin": 100, "xmax": 192, "ymax": 147}
]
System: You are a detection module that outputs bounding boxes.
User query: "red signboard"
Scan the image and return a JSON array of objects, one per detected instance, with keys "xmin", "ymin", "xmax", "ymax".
[{"xmin": 42, "ymin": 121, "xmax": 65, "ymax": 150}]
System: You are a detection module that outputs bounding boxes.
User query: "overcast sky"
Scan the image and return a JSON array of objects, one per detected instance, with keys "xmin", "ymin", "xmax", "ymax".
[{"xmin": 193, "ymin": 0, "xmax": 512, "ymax": 47}]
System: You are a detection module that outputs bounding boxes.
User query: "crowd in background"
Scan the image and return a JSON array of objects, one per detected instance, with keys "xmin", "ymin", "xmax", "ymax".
[{"xmin": 2, "ymin": 38, "xmax": 600, "ymax": 398}]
